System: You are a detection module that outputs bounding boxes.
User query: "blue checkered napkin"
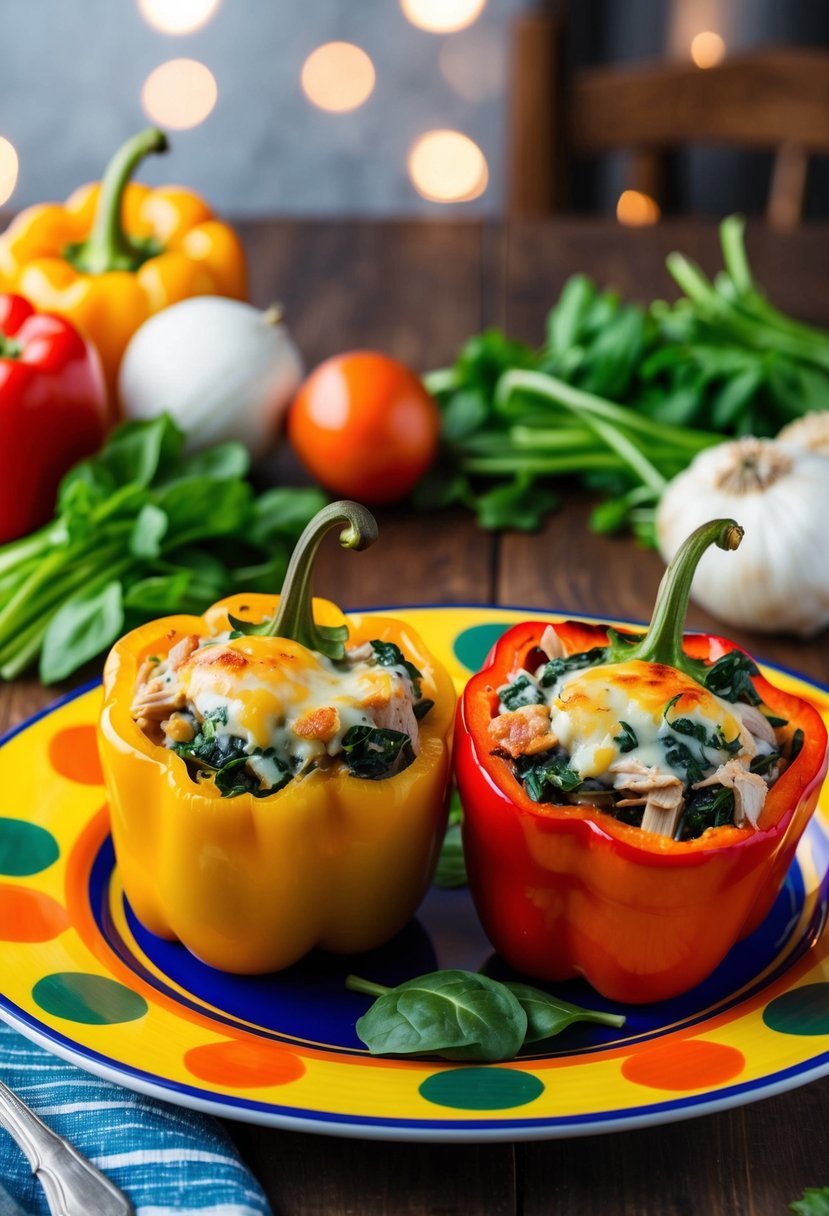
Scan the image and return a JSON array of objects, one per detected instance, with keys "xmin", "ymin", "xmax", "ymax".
[{"xmin": 0, "ymin": 1022, "xmax": 272, "ymax": 1216}]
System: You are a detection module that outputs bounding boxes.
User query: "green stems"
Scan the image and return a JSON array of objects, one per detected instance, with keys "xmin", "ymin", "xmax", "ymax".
[
  {"xmin": 261, "ymin": 501, "xmax": 378, "ymax": 658},
  {"xmin": 608, "ymin": 518, "xmax": 743, "ymax": 677},
  {"xmin": 65, "ymin": 128, "xmax": 168, "ymax": 274}
]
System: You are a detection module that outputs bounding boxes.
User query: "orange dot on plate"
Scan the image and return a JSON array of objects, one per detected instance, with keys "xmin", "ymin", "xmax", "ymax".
[
  {"xmin": 0, "ymin": 884, "xmax": 69, "ymax": 941},
  {"xmin": 621, "ymin": 1039, "xmax": 745, "ymax": 1091},
  {"xmin": 49, "ymin": 726, "xmax": 104, "ymax": 785},
  {"xmin": 184, "ymin": 1039, "xmax": 306, "ymax": 1088}
]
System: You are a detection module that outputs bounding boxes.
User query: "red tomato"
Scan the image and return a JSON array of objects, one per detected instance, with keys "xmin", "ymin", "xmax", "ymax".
[{"xmin": 288, "ymin": 351, "xmax": 440, "ymax": 504}]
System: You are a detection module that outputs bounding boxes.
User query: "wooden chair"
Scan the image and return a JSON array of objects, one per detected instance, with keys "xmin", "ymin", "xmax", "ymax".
[{"xmin": 508, "ymin": 13, "xmax": 829, "ymax": 229}]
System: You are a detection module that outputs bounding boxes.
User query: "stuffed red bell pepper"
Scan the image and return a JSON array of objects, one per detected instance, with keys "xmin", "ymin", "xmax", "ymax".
[
  {"xmin": 455, "ymin": 519, "xmax": 828, "ymax": 1003},
  {"xmin": 0, "ymin": 293, "xmax": 106, "ymax": 543}
]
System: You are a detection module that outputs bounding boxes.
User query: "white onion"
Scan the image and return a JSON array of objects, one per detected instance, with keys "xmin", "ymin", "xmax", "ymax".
[{"xmin": 119, "ymin": 297, "xmax": 304, "ymax": 460}]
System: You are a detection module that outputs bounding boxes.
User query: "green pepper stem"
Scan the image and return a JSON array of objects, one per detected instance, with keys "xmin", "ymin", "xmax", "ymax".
[
  {"xmin": 615, "ymin": 518, "xmax": 743, "ymax": 674},
  {"xmin": 264, "ymin": 501, "xmax": 378, "ymax": 657},
  {"xmin": 68, "ymin": 128, "xmax": 168, "ymax": 274},
  {"xmin": 345, "ymin": 975, "xmax": 390, "ymax": 998}
]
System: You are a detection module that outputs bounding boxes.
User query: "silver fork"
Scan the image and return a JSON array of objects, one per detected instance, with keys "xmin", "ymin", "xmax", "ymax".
[{"xmin": 0, "ymin": 1078, "xmax": 133, "ymax": 1215}]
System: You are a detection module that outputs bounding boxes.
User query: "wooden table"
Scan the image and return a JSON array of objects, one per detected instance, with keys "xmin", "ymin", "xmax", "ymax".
[{"xmin": 3, "ymin": 219, "xmax": 828, "ymax": 1214}]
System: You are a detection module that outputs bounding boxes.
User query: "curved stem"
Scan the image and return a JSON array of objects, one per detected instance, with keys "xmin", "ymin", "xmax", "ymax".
[
  {"xmin": 263, "ymin": 501, "xmax": 378, "ymax": 657},
  {"xmin": 610, "ymin": 518, "xmax": 743, "ymax": 675},
  {"xmin": 67, "ymin": 128, "xmax": 168, "ymax": 274}
]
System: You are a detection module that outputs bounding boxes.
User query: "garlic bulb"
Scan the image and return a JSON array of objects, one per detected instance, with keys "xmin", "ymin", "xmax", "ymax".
[
  {"xmin": 777, "ymin": 411, "xmax": 829, "ymax": 458},
  {"xmin": 656, "ymin": 437, "xmax": 829, "ymax": 636}
]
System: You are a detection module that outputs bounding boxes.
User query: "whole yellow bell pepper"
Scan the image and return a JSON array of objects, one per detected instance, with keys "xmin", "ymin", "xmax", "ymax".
[
  {"xmin": 98, "ymin": 502, "xmax": 456, "ymax": 973},
  {"xmin": 0, "ymin": 128, "xmax": 247, "ymax": 416}
]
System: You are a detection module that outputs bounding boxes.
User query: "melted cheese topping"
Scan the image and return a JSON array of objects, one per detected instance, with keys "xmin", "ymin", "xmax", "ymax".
[
  {"xmin": 178, "ymin": 635, "xmax": 413, "ymax": 765},
  {"xmin": 550, "ymin": 659, "xmax": 742, "ymax": 782}
]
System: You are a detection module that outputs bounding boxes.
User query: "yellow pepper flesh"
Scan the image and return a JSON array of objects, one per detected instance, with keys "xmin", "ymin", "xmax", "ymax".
[{"xmin": 98, "ymin": 594, "xmax": 456, "ymax": 974}]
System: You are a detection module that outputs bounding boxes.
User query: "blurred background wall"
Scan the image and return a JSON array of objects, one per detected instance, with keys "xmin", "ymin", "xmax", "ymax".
[{"xmin": 0, "ymin": 0, "xmax": 827, "ymax": 218}]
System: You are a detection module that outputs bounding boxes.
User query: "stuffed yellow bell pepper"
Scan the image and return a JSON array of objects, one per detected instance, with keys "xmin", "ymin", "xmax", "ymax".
[
  {"xmin": 98, "ymin": 502, "xmax": 455, "ymax": 974},
  {"xmin": 0, "ymin": 128, "xmax": 247, "ymax": 414}
]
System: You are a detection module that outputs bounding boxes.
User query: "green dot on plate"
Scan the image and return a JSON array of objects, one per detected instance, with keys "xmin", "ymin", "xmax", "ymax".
[
  {"xmin": 762, "ymin": 983, "xmax": 829, "ymax": 1036},
  {"xmin": 419, "ymin": 1067, "xmax": 544, "ymax": 1110},
  {"xmin": 0, "ymin": 819, "xmax": 59, "ymax": 877},
  {"xmin": 33, "ymin": 973, "xmax": 148, "ymax": 1025},
  {"xmin": 453, "ymin": 624, "xmax": 511, "ymax": 674}
]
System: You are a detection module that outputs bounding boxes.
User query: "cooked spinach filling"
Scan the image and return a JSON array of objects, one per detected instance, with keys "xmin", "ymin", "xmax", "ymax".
[{"xmin": 169, "ymin": 638, "xmax": 429, "ymax": 798}]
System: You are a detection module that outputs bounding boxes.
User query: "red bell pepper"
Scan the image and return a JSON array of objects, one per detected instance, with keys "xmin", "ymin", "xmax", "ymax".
[
  {"xmin": 0, "ymin": 294, "xmax": 106, "ymax": 544},
  {"xmin": 455, "ymin": 519, "xmax": 829, "ymax": 1003}
]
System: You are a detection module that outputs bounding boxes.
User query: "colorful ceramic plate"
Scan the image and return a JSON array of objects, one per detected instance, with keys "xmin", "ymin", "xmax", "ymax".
[{"xmin": 0, "ymin": 607, "xmax": 828, "ymax": 1142}]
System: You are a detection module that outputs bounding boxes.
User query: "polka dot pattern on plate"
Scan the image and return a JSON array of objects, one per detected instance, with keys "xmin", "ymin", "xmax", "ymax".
[
  {"xmin": 763, "ymin": 984, "xmax": 829, "ymax": 1036},
  {"xmin": 0, "ymin": 885, "xmax": 69, "ymax": 942},
  {"xmin": 419, "ymin": 1067, "xmax": 544, "ymax": 1110},
  {"xmin": 0, "ymin": 818, "xmax": 59, "ymax": 876},
  {"xmin": 621, "ymin": 1039, "xmax": 746, "ymax": 1091},
  {"xmin": 452, "ymin": 623, "xmax": 510, "ymax": 673},
  {"xmin": 184, "ymin": 1039, "xmax": 306, "ymax": 1088},
  {"xmin": 49, "ymin": 725, "xmax": 104, "ymax": 785},
  {"xmin": 32, "ymin": 973, "xmax": 148, "ymax": 1025}
]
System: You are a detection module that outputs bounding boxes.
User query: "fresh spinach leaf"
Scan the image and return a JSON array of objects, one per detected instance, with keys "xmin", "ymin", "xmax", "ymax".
[
  {"xmin": 790, "ymin": 1187, "xmax": 829, "ymax": 1216},
  {"xmin": 129, "ymin": 503, "xmax": 168, "ymax": 559},
  {"xmin": 40, "ymin": 582, "xmax": 125, "ymax": 683},
  {"xmin": 503, "ymin": 982, "xmax": 625, "ymax": 1043},
  {"xmin": 341, "ymin": 725, "xmax": 415, "ymax": 780},
  {"xmin": 247, "ymin": 487, "xmax": 328, "ymax": 546},
  {"xmin": 349, "ymin": 969, "xmax": 527, "ymax": 1061},
  {"xmin": 124, "ymin": 572, "xmax": 192, "ymax": 614},
  {"xmin": 474, "ymin": 476, "xmax": 558, "ymax": 533}
]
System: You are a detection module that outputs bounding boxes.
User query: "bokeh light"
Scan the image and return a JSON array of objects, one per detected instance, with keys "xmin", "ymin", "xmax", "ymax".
[
  {"xmin": 408, "ymin": 130, "xmax": 488, "ymax": 204},
  {"xmin": 439, "ymin": 29, "xmax": 504, "ymax": 102},
  {"xmin": 616, "ymin": 190, "xmax": 661, "ymax": 227},
  {"xmin": 141, "ymin": 59, "xmax": 218, "ymax": 129},
  {"xmin": 301, "ymin": 43, "xmax": 376, "ymax": 113},
  {"xmin": 690, "ymin": 31, "xmax": 726, "ymax": 68},
  {"xmin": 401, "ymin": 0, "xmax": 486, "ymax": 34},
  {"xmin": 137, "ymin": 0, "xmax": 221, "ymax": 35},
  {"xmin": 0, "ymin": 138, "xmax": 19, "ymax": 207}
]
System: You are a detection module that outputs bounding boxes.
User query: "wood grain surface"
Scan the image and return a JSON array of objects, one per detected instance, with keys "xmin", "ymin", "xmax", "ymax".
[{"xmin": 3, "ymin": 219, "xmax": 828, "ymax": 1215}]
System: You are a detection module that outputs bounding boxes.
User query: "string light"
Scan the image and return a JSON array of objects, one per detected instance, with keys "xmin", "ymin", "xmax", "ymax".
[
  {"xmin": 141, "ymin": 59, "xmax": 218, "ymax": 129},
  {"xmin": 690, "ymin": 31, "xmax": 726, "ymax": 68},
  {"xmin": 408, "ymin": 130, "xmax": 488, "ymax": 203},
  {"xmin": 0, "ymin": 138, "xmax": 19, "ymax": 207},
  {"xmin": 301, "ymin": 43, "xmax": 376, "ymax": 113},
  {"xmin": 616, "ymin": 190, "xmax": 661, "ymax": 227},
  {"xmin": 137, "ymin": 0, "xmax": 221, "ymax": 35},
  {"xmin": 401, "ymin": 0, "xmax": 486, "ymax": 35}
]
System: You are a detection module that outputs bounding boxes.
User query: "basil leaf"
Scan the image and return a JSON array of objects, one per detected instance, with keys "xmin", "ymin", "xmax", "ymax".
[
  {"xmin": 475, "ymin": 476, "xmax": 558, "ymax": 533},
  {"xmin": 40, "ymin": 581, "xmax": 125, "ymax": 683},
  {"xmin": 154, "ymin": 476, "xmax": 253, "ymax": 543},
  {"xmin": 614, "ymin": 721, "xmax": 638, "ymax": 753},
  {"xmin": 96, "ymin": 414, "xmax": 184, "ymax": 489},
  {"xmin": 704, "ymin": 651, "xmax": 761, "ymax": 706},
  {"xmin": 341, "ymin": 725, "xmax": 415, "ymax": 780},
  {"xmin": 173, "ymin": 442, "xmax": 250, "ymax": 483},
  {"xmin": 504, "ymin": 982, "xmax": 625, "ymax": 1043},
  {"xmin": 354, "ymin": 970, "xmax": 527, "ymax": 1061}
]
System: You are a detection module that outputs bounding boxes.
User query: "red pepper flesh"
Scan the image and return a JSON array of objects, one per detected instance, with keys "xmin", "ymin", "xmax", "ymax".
[
  {"xmin": 456, "ymin": 620, "xmax": 828, "ymax": 1004},
  {"xmin": 0, "ymin": 294, "xmax": 106, "ymax": 543}
]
